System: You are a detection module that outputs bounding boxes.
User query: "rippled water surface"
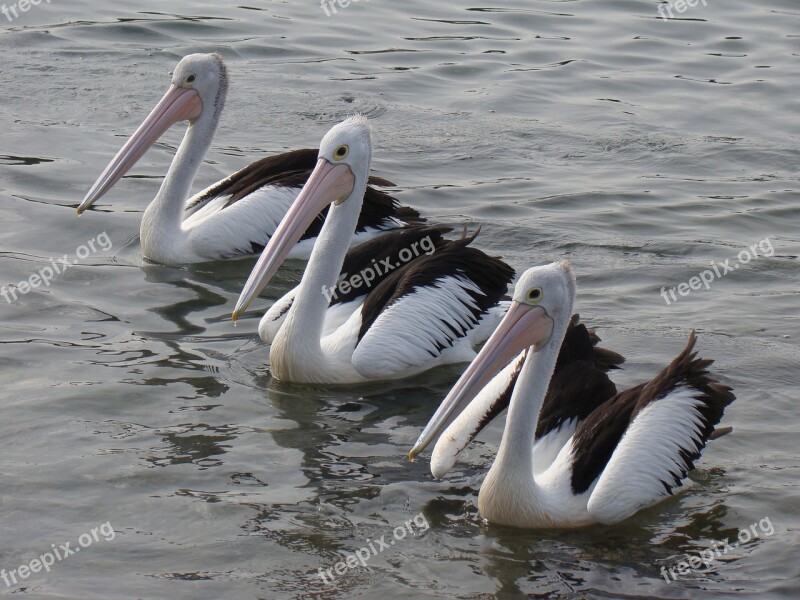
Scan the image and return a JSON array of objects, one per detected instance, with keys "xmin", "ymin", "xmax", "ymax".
[{"xmin": 1, "ymin": 1, "xmax": 799, "ymax": 598}]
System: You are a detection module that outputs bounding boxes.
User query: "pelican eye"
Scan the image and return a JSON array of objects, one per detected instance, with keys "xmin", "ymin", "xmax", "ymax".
[
  {"xmin": 333, "ymin": 145, "xmax": 349, "ymax": 161},
  {"xmin": 526, "ymin": 287, "xmax": 543, "ymax": 303},
  {"xmin": 186, "ymin": 74, "xmax": 196, "ymax": 84}
]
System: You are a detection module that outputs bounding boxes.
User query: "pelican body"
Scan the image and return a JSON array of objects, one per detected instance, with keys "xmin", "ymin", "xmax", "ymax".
[
  {"xmin": 233, "ymin": 116, "xmax": 515, "ymax": 384},
  {"xmin": 77, "ymin": 53, "xmax": 418, "ymax": 265},
  {"xmin": 411, "ymin": 262, "xmax": 735, "ymax": 529}
]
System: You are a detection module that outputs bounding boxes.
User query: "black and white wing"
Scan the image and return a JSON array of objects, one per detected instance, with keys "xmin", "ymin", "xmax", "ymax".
[
  {"xmin": 256, "ymin": 226, "xmax": 455, "ymax": 342},
  {"xmin": 430, "ymin": 316, "xmax": 624, "ymax": 478},
  {"xmin": 352, "ymin": 232, "xmax": 515, "ymax": 380},
  {"xmin": 565, "ymin": 333, "xmax": 735, "ymax": 524},
  {"xmin": 183, "ymin": 149, "xmax": 420, "ymax": 260},
  {"xmin": 532, "ymin": 318, "xmax": 623, "ymax": 471}
]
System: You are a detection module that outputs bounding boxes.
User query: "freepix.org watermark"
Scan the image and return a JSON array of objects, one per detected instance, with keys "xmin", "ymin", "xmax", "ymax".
[
  {"xmin": 658, "ymin": 0, "xmax": 708, "ymax": 21},
  {"xmin": 660, "ymin": 516, "xmax": 775, "ymax": 583},
  {"xmin": 659, "ymin": 237, "xmax": 773, "ymax": 306},
  {"xmin": 1, "ymin": 232, "xmax": 113, "ymax": 304},
  {"xmin": 321, "ymin": 235, "xmax": 435, "ymax": 303},
  {"xmin": 1, "ymin": 522, "xmax": 116, "ymax": 588},
  {"xmin": 1, "ymin": 0, "xmax": 52, "ymax": 23},
  {"xmin": 320, "ymin": 0, "xmax": 370, "ymax": 17},
  {"xmin": 317, "ymin": 512, "xmax": 429, "ymax": 586}
]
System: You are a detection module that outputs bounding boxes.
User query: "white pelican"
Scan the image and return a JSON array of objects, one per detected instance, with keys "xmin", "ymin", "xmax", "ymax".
[
  {"xmin": 410, "ymin": 262, "xmax": 735, "ymax": 528},
  {"xmin": 421, "ymin": 313, "xmax": 625, "ymax": 479},
  {"xmin": 76, "ymin": 53, "xmax": 418, "ymax": 265},
  {"xmin": 232, "ymin": 116, "xmax": 515, "ymax": 384},
  {"xmin": 254, "ymin": 224, "xmax": 457, "ymax": 344}
]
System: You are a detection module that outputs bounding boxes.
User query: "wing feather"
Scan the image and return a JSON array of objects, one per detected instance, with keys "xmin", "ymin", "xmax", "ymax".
[
  {"xmin": 258, "ymin": 227, "xmax": 454, "ymax": 342},
  {"xmin": 352, "ymin": 236, "xmax": 514, "ymax": 379},
  {"xmin": 572, "ymin": 333, "xmax": 735, "ymax": 524},
  {"xmin": 429, "ymin": 316, "xmax": 624, "ymax": 478},
  {"xmin": 183, "ymin": 149, "xmax": 419, "ymax": 257}
]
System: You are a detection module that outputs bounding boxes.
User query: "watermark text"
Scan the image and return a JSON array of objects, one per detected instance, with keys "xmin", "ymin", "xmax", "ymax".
[
  {"xmin": 317, "ymin": 512, "xmax": 429, "ymax": 586},
  {"xmin": 661, "ymin": 516, "xmax": 774, "ymax": 583},
  {"xmin": 658, "ymin": 0, "xmax": 708, "ymax": 21},
  {"xmin": 660, "ymin": 237, "xmax": 773, "ymax": 305},
  {"xmin": 321, "ymin": 0, "xmax": 370, "ymax": 18},
  {"xmin": 322, "ymin": 234, "xmax": 435, "ymax": 303},
  {"xmin": 1, "ymin": 522, "xmax": 116, "ymax": 588},
  {"xmin": 2, "ymin": 232, "xmax": 113, "ymax": 304},
  {"xmin": 2, "ymin": 0, "xmax": 53, "ymax": 23}
]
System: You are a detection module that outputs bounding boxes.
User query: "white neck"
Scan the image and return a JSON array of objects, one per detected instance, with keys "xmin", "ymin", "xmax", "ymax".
[
  {"xmin": 140, "ymin": 101, "xmax": 220, "ymax": 260},
  {"xmin": 495, "ymin": 331, "xmax": 563, "ymax": 476},
  {"xmin": 479, "ymin": 312, "xmax": 571, "ymax": 523},
  {"xmin": 271, "ymin": 169, "xmax": 369, "ymax": 380}
]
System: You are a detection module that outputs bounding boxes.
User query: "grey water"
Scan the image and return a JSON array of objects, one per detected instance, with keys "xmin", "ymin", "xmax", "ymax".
[{"xmin": 1, "ymin": 0, "xmax": 798, "ymax": 598}]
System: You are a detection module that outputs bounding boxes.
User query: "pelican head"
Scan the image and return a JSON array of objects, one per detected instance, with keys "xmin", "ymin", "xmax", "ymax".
[
  {"xmin": 508, "ymin": 260, "xmax": 575, "ymax": 327},
  {"xmin": 409, "ymin": 261, "xmax": 576, "ymax": 463},
  {"xmin": 77, "ymin": 53, "xmax": 228, "ymax": 215},
  {"xmin": 231, "ymin": 116, "xmax": 372, "ymax": 322},
  {"xmin": 170, "ymin": 53, "xmax": 228, "ymax": 108}
]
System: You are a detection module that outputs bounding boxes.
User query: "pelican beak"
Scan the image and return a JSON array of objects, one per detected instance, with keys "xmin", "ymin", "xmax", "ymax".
[
  {"xmin": 231, "ymin": 159, "xmax": 355, "ymax": 323},
  {"xmin": 77, "ymin": 85, "xmax": 203, "ymax": 215},
  {"xmin": 409, "ymin": 301, "xmax": 554, "ymax": 461}
]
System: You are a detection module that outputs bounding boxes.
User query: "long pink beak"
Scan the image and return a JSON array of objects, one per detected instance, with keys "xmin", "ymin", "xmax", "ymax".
[
  {"xmin": 77, "ymin": 85, "xmax": 203, "ymax": 215},
  {"xmin": 231, "ymin": 158, "xmax": 356, "ymax": 323},
  {"xmin": 409, "ymin": 301, "xmax": 554, "ymax": 460}
]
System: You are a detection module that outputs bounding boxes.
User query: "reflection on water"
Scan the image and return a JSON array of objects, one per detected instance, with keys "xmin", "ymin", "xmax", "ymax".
[{"xmin": 0, "ymin": 0, "xmax": 798, "ymax": 598}]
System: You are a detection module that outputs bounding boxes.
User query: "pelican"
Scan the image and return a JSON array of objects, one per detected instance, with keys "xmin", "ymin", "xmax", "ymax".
[
  {"xmin": 410, "ymin": 262, "xmax": 735, "ymax": 528},
  {"xmin": 421, "ymin": 313, "xmax": 625, "ymax": 479},
  {"xmin": 232, "ymin": 116, "xmax": 515, "ymax": 384},
  {"xmin": 76, "ymin": 53, "xmax": 418, "ymax": 265},
  {"xmin": 254, "ymin": 224, "xmax": 457, "ymax": 344}
]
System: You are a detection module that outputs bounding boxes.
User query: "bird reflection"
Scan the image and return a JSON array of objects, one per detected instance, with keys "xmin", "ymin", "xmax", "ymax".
[
  {"xmin": 415, "ymin": 467, "xmax": 731, "ymax": 597},
  {"xmin": 145, "ymin": 422, "xmax": 238, "ymax": 470}
]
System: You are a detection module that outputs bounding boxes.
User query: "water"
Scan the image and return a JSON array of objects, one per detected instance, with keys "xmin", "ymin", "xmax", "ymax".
[{"xmin": 1, "ymin": 1, "xmax": 798, "ymax": 598}]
